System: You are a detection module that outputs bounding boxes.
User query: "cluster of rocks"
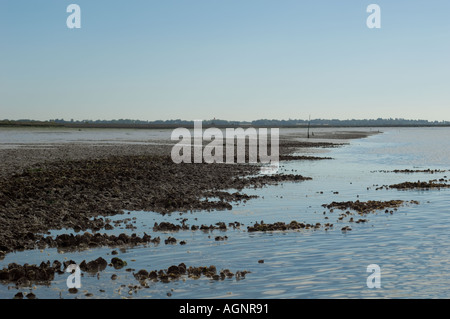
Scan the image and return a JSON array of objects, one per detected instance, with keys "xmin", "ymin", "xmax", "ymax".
[
  {"xmin": 36, "ymin": 232, "xmax": 159, "ymax": 250},
  {"xmin": 133, "ymin": 263, "xmax": 250, "ymax": 284},
  {"xmin": 0, "ymin": 150, "xmax": 316, "ymax": 254},
  {"xmin": 247, "ymin": 220, "xmax": 333, "ymax": 232},
  {"xmin": 214, "ymin": 236, "xmax": 228, "ymax": 241},
  {"xmin": 241, "ymin": 174, "xmax": 312, "ymax": 188},
  {"xmin": 388, "ymin": 180, "xmax": 450, "ymax": 190},
  {"xmin": 202, "ymin": 191, "xmax": 258, "ymax": 202},
  {"xmin": 13, "ymin": 292, "xmax": 36, "ymax": 299},
  {"xmin": 153, "ymin": 221, "xmax": 234, "ymax": 232},
  {"xmin": 279, "ymin": 155, "xmax": 333, "ymax": 161},
  {"xmin": 0, "ymin": 261, "xmax": 57, "ymax": 286},
  {"xmin": 319, "ymin": 199, "xmax": 421, "ymax": 231},
  {"xmin": 191, "ymin": 222, "xmax": 228, "ymax": 231},
  {"xmin": 3, "ymin": 256, "xmax": 253, "ymax": 298},
  {"xmin": 79, "ymin": 257, "xmax": 108, "ymax": 272},
  {"xmin": 110, "ymin": 257, "xmax": 127, "ymax": 269},
  {"xmin": 0, "ymin": 257, "xmax": 127, "ymax": 286},
  {"xmin": 153, "ymin": 222, "xmax": 189, "ymax": 232},
  {"xmin": 374, "ymin": 169, "xmax": 447, "ymax": 174},
  {"xmin": 321, "ymin": 200, "xmax": 415, "ymax": 214},
  {"xmin": 164, "ymin": 237, "xmax": 177, "ymax": 244}
]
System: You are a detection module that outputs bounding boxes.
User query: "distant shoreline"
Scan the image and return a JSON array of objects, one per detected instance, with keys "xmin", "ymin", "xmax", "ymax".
[{"xmin": 2, "ymin": 121, "xmax": 450, "ymax": 129}]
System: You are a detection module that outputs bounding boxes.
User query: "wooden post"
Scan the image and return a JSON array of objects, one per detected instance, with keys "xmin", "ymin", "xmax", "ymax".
[{"xmin": 307, "ymin": 115, "xmax": 311, "ymax": 138}]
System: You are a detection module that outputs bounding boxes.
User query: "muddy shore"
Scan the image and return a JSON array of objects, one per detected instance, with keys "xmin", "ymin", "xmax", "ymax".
[
  {"xmin": 0, "ymin": 130, "xmax": 378, "ymax": 295},
  {"xmin": 0, "ymin": 134, "xmax": 360, "ymax": 254}
]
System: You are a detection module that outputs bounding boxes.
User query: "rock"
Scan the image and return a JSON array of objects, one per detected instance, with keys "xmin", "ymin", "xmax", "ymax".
[
  {"xmin": 164, "ymin": 237, "xmax": 177, "ymax": 245},
  {"xmin": 214, "ymin": 236, "xmax": 228, "ymax": 241},
  {"xmin": 134, "ymin": 269, "xmax": 149, "ymax": 280},
  {"xmin": 13, "ymin": 292, "xmax": 24, "ymax": 299},
  {"xmin": 26, "ymin": 292, "xmax": 36, "ymax": 299},
  {"xmin": 111, "ymin": 257, "xmax": 127, "ymax": 269},
  {"xmin": 80, "ymin": 257, "xmax": 107, "ymax": 273},
  {"xmin": 68, "ymin": 288, "xmax": 78, "ymax": 294}
]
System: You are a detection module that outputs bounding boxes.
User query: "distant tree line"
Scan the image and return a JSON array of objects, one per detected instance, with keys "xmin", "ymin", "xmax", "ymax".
[
  {"xmin": 1, "ymin": 118, "xmax": 450, "ymax": 127},
  {"xmin": 250, "ymin": 118, "xmax": 450, "ymax": 126}
]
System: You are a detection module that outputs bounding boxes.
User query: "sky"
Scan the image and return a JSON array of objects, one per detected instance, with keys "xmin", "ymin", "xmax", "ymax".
[{"xmin": 1, "ymin": 0, "xmax": 449, "ymax": 121}]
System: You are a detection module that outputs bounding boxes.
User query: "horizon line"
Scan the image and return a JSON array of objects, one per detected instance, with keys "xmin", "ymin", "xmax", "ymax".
[{"xmin": 2, "ymin": 118, "xmax": 450, "ymax": 123}]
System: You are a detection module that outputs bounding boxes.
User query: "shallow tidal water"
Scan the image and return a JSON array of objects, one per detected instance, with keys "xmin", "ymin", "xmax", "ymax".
[{"xmin": 1, "ymin": 127, "xmax": 450, "ymax": 299}]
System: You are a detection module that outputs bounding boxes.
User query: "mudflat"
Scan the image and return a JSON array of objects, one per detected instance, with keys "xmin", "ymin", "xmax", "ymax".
[
  {"xmin": 0, "ymin": 130, "xmax": 377, "ymax": 293},
  {"xmin": 0, "ymin": 134, "xmax": 354, "ymax": 254}
]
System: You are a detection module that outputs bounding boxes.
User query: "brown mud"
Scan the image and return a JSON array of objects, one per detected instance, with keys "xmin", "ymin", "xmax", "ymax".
[
  {"xmin": 0, "ymin": 138, "xmax": 336, "ymax": 255},
  {"xmin": 0, "ymin": 130, "xmax": 379, "ymax": 298}
]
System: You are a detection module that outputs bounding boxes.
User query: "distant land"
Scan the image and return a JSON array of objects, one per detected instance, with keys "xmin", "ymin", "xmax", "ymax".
[{"xmin": 1, "ymin": 118, "xmax": 450, "ymax": 128}]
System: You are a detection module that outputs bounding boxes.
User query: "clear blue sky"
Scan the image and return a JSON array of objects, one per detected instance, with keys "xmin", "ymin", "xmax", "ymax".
[{"xmin": 1, "ymin": 0, "xmax": 449, "ymax": 121}]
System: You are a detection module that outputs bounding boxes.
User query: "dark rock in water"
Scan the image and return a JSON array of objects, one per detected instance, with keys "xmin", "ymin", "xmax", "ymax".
[
  {"xmin": 164, "ymin": 237, "xmax": 177, "ymax": 245},
  {"xmin": 236, "ymin": 270, "xmax": 251, "ymax": 279},
  {"xmin": 8, "ymin": 268, "xmax": 26, "ymax": 281},
  {"xmin": 134, "ymin": 269, "xmax": 149, "ymax": 280},
  {"xmin": 16, "ymin": 277, "xmax": 31, "ymax": 287},
  {"xmin": 167, "ymin": 265, "xmax": 181, "ymax": 276},
  {"xmin": 178, "ymin": 263, "xmax": 187, "ymax": 274},
  {"xmin": 258, "ymin": 260, "xmax": 264, "ymax": 264},
  {"xmin": 80, "ymin": 257, "xmax": 107, "ymax": 273},
  {"xmin": 63, "ymin": 260, "xmax": 77, "ymax": 269},
  {"xmin": 148, "ymin": 271, "xmax": 158, "ymax": 280},
  {"xmin": 26, "ymin": 292, "xmax": 36, "ymax": 299},
  {"xmin": 221, "ymin": 269, "xmax": 234, "ymax": 278},
  {"xmin": 153, "ymin": 221, "xmax": 188, "ymax": 232},
  {"xmin": 52, "ymin": 260, "xmax": 62, "ymax": 271},
  {"xmin": 214, "ymin": 236, "xmax": 228, "ymax": 241},
  {"xmin": 212, "ymin": 274, "xmax": 220, "ymax": 280},
  {"xmin": 322, "ymin": 199, "xmax": 418, "ymax": 214},
  {"xmin": 0, "ymin": 261, "xmax": 55, "ymax": 285},
  {"xmin": 37, "ymin": 231, "xmax": 156, "ymax": 251},
  {"xmin": 138, "ymin": 263, "xmax": 247, "ymax": 283},
  {"xmin": 111, "ymin": 257, "xmax": 127, "ymax": 269},
  {"xmin": 68, "ymin": 288, "xmax": 78, "ymax": 294},
  {"xmin": 13, "ymin": 292, "xmax": 24, "ymax": 299},
  {"xmin": 247, "ymin": 220, "xmax": 308, "ymax": 232}
]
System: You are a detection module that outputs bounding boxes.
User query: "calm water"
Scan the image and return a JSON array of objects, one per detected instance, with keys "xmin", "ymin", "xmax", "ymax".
[{"xmin": 1, "ymin": 127, "xmax": 450, "ymax": 299}]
